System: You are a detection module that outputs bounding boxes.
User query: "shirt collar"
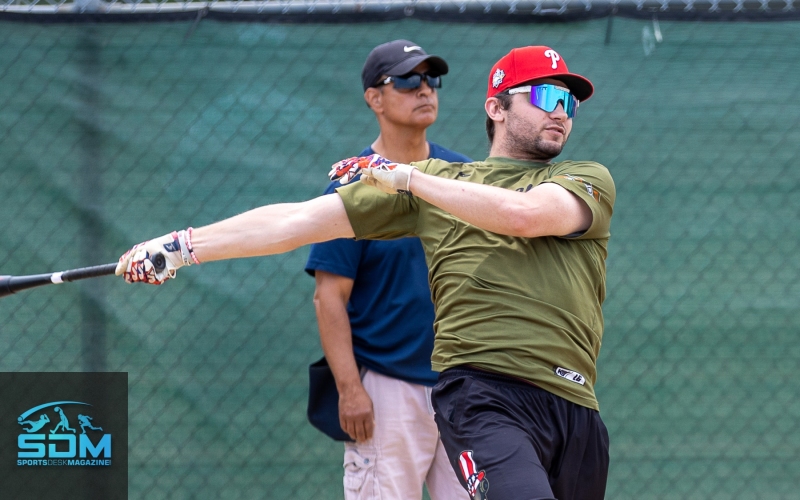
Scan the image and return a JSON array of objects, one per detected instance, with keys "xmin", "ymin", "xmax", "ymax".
[{"xmin": 484, "ymin": 157, "xmax": 552, "ymax": 170}]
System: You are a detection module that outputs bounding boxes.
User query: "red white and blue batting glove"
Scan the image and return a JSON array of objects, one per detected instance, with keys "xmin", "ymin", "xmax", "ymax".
[
  {"xmin": 328, "ymin": 156, "xmax": 371, "ymax": 185},
  {"xmin": 329, "ymin": 154, "xmax": 416, "ymax": 195},
  {"xmin": 115, "ymin": 229, "xmax": 200, "ymax": 285}
]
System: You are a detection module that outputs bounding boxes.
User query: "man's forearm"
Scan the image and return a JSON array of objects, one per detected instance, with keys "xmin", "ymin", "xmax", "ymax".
[
  {"xmin": 191, "ymin": 194, "xmax": 355, "ymax": 263},
  {"xmin": 316, "ymin": 303, "xmax": 362, "ymax": 393},
  {"xmin": 313, "ymin": 273, "xmax": 362, "ymax": 392},
  {"xmin": 408, "ymin": 170, "xmax": 591, "ymax": 238},
  {"xmin": 313, "ymin": 271, "xmax": 374, "ymax": 442}
]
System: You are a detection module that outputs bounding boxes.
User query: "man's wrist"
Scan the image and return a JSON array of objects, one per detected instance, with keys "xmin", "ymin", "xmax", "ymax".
[
  {"xmin": 327, "ymin": 354, "xmax": 362, "ymax": 393},
  {"xmin": 395, "ymin": 163, "xmax": 417, "ymax": 194},
  {"xmin": 406, "ymin": 165, "xmax": 417, "ymax": 192},
  {"xmin": 405, "ymin": 165, "xmax": 427, "ymax": 196},
  {"xmin": 336, "ymin": 376, "xmax": 366, "ymax": 395},
  {"xmin": 174, "ymin": 229, "xmax": 201, "ymax": 266}
]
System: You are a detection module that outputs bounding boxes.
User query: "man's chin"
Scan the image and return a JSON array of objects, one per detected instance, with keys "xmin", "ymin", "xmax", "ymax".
[
  {"xmin": 410, "ymin": 115, "xmax": 437, "ymax": 129},
  {"xmin": 535, "ymin": 140, "xmax": 563, "ymax": 158}
]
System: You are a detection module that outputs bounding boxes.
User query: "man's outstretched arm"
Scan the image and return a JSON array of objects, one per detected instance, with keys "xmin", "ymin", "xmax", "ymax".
[
  {"xmin": 192, "ymin": 194, "xmax": 355, "ymax": 262},
  {"xmin": 116, "ymin": 193, "xmax": 355, "ymax": 283},
  {"xmin": 334, "ymin": 154, "xmax": 592, "ymax": 239},
  {"xmin": 345, "ymin": 154, "xmax": 591, "ymax": 239}
]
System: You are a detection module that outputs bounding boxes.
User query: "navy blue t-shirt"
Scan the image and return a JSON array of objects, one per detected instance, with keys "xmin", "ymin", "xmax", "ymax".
[{"xmin": 305, "ymin": 143, "xmax": 472, "ymax": 386}]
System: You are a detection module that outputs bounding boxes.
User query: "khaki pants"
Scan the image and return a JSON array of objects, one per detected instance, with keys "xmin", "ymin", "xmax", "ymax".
[{"xmin": 343, "ymin": 370, "xmax": 468, "ymax": 500}]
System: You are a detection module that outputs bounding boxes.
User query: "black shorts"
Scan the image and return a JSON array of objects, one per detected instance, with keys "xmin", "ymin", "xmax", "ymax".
[{"xmin": 431, "ymin": 367, "xmax": 609, "ymax": 500}]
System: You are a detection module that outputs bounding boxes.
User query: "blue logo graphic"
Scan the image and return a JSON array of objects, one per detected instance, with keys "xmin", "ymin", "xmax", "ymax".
[{"xmin": 16, "ymin": 401, "xmax": 112, "ymax": 467}]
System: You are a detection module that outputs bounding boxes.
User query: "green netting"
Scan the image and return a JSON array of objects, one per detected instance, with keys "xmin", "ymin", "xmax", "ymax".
[{"xmin": 1, "ymin": 18, "xmax": 799, "ymax": 499}]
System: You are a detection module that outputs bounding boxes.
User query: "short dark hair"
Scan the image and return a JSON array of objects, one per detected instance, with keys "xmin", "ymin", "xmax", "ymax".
[{"xmin": 485, "ymin": 92, "xmax": 513, "ymax": 145}]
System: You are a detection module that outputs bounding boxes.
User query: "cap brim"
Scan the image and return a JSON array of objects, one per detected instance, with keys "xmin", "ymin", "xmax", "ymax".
[
  {"xmin": 385, "ymin": 55, "xmax": 449, "ymax": 78},
  {"xmin": 554, "ymin": 74, "xmax": 594, "ymax": 102}
]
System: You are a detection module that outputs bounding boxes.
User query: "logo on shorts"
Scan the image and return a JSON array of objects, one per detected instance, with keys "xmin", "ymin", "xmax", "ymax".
[
  {"xmin": 554, "ymin": 366, "xmax": 586, "ymax": 385},
  {"xmin": 458, "ymin": 450, "xmax": 489, "ymax": 499}
]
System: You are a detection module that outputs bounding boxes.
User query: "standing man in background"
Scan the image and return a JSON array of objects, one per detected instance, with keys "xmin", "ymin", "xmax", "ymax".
[{"xmin": 304, "ymin": 40, "xmax": 471, "ymax": 499}]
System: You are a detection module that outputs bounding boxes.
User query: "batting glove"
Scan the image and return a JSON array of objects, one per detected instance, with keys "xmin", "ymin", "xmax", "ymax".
[
  {"xmin": 329, "ymin": 154, "xmax": 416, "ymax": 195},
  {"xmin": 328, "ymin": 156, "xmax": 371, "ymax": 185},
  {"xmin": 115, "ymin": 229, "xmax": 200, "ymax": 285}
]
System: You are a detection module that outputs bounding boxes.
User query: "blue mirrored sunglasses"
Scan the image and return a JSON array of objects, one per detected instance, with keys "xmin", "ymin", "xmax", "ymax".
[
  {"xmin": 507, "ymin": 84, "xmax": 579, "ymax": 118},
  {"xmin": 378, "ymin": 72, "xmax": 442, "ymax": 90}
]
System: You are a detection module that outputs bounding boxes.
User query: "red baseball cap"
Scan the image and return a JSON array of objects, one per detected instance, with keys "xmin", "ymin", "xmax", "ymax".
[{"xmin": 486, "ymin": 46, "xmax": 594, "ymax": 101}]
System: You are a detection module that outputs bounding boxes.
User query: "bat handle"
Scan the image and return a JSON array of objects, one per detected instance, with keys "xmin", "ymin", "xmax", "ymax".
[
  {"xmin": 58, "ymin": 252, "xmax": 164, "ymax": 282},
  {"xmin": 60, "ymin": 264, "xmax": 118, "ymax": 282},
  {"xmin": 0, "ymin": 253, "xmax": 168, "ymax": 300}
]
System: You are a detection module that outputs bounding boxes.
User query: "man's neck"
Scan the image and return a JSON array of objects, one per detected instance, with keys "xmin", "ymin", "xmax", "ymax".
[
  {"xmin": 371, "ymin": 127, "xmax": 430, "ymax": 164},
  {"xmin": 488, "ymin": 143, "xmax": 553, "ymax": 164}
]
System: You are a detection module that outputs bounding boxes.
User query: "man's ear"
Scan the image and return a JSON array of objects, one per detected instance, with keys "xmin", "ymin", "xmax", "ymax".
[
  {"xmin": 485, "ymin": 97, "xmax": 506, "ymax": 123},
  {"xmin": 364, "ymin": 87, "xmax": 383, "ymax": 112}
]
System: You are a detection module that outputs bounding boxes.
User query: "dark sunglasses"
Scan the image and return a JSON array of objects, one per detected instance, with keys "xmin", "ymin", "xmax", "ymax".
[{"xmin": 377, "ymin": 72, "xmax": 442, "ymax": 90}]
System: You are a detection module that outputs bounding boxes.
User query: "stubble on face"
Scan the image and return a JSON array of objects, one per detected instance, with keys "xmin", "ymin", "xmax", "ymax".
[
  {"xmin": 503, "ymin": 105, "xmax": 569, "ymax": 162},
  {"xmin": 497, "ymin": 77, "xmax": 573, "ymax": 162}
]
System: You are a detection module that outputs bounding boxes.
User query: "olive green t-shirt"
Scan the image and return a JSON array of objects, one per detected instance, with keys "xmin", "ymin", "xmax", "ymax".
[{"xmin": 336, "ymin": 157, "xmax": 615, "ymax": 410}]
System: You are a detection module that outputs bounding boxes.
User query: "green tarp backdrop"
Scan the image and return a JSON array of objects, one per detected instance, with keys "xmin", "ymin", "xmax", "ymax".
[{"xmin": 1, "ymin": 18, "xmax": 799, "ymax": 499}]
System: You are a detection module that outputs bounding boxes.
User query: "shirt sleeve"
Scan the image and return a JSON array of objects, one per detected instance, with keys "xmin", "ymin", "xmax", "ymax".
[
  {"xmin": 305, "ymin": 236, "xmax": 364, "ymax": 279},
  {"xmin": 304, "ymin": 179, "xmax": 366, "ymax": 278},
  {"xmin": 544, "ymin": 161, "xmax": 616, "ymax": 240},
  {"xmin": 428, "ymin": 142, "xmax": 473, "ymax": 163},
  {"xmin": 335, "ymin": 180, "xmax": 420, "ymax": 240}
]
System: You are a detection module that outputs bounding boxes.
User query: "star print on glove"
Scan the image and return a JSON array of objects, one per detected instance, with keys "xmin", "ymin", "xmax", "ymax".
[
  {"xmin": 328, "ymin": 154, "xmax": 393, "ymax": 185},
  {"xmin": 120, "ymin": 248, "xmax": 170, "ymax": 284},
  {"xmin": 329, "ymin": 154, "xmax": 416, "ymax": 195}
]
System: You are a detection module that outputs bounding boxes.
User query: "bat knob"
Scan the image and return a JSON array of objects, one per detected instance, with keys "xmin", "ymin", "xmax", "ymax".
[
  {"xmin": 151, "ymin": 253, "xmax": 166, "ymax": 273},
  {"xmin": 0, "ymin": 276, "xmax": 13, "ymax": 298}
]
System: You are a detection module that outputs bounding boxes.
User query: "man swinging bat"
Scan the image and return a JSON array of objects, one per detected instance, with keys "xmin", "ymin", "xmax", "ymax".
[{"xmin": 116, "ymin": 46, "xmax": 616, "ymax": 500}]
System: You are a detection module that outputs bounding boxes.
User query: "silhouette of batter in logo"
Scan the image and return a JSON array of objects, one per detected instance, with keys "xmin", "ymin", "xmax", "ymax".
[
  {"xmin": 18, "ymin": 414, "xmax": 50, "ymax": 433},
  {"xmin": 50, "ymin": 406, "xmax": 77, "ymax": 434},
  {"xmin": 77, "ymin": 414, "xmax": 103, "ymax": 434}
]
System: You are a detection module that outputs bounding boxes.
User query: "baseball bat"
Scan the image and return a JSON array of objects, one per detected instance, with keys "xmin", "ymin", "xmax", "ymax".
[{"xmin": 0, "ymin": 253, "xmax": 165, "ymax": 299}]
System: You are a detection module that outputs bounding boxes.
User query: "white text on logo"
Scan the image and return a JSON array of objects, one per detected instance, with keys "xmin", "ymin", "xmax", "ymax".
[{"xmin": 554, "ymin": 366, "xmax": 586, "ymax": 385}]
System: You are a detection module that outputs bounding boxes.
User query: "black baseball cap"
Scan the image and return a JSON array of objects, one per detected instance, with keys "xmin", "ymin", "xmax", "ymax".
[{"xmin": 361, "ymin": 40, "xmax": 449, "ymax": 91}]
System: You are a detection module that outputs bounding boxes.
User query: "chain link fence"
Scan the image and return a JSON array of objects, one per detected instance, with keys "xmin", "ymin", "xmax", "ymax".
[
  {"xmin": 2, "ymin": 0, "xmax": 800, "ymax": 21},
  {"xmin": 1, "ymin": 9, "xmax": 799, "ymax": 499}
]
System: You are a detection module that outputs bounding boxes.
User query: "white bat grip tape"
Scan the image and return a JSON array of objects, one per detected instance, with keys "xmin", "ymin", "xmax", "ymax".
[{"xmin": 51, "ymin": 272, "xmax": 64, "ymax": 284}]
